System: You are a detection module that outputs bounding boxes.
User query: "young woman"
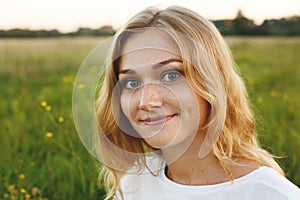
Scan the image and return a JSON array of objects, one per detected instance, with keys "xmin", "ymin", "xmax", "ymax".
[{"xmin": 95, "ymin": 5, "xmax": 300, "ymax": 200}]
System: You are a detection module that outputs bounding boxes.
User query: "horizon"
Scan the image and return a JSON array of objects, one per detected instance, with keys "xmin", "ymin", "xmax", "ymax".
[
  {"xmin": 1, "ymin": 11, "xmax": 299, "ymax": 33},
  {"xmin": 1, "ymin": 0, "xmax": 300, "ymax": 33}
]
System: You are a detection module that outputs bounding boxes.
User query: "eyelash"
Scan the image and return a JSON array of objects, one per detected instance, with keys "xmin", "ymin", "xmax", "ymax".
[
  {"xmin": 120, "ymin": 70, "xmax": 184, "ymax": 90},
  {"xmin": 161, "ymin": 70, "xmax": 183, "ymax": 82},
  {"xmin": 122, "ymin": 79, "xmax": 140, "ymax": 89}
]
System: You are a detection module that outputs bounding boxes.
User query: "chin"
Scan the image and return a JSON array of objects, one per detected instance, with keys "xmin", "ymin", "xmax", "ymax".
[{"xmin": 144, "ymin": 134, "xmax": 183, "ymax": 149}]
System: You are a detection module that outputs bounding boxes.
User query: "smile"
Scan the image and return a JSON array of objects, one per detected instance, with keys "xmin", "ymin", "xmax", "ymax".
[{"xmin": 141, "ymin": 114, "xmax": 177, "ymax": 126}]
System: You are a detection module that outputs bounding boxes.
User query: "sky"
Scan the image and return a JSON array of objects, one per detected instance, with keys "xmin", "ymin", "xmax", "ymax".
[{"xmin": 1, "ymin": 0, "xmax": 300, "ymax": 33}]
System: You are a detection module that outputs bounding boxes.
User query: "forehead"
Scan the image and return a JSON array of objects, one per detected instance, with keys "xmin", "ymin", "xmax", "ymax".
[{"xmin": 119, "ymin": 29, "xmax": 181, "ymax": 70}]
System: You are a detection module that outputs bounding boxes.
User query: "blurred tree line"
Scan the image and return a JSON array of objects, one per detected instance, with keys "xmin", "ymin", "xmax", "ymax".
[
  {"xmin": 0, "ymin": 25, "xmax": 115, "ymax": 38},
  {"xmin": 0, "ymin": 11, "xmax": 299, "ymax": 38},
  {"xmin": 214, "ymin": 10, "xmax": 300, "ymax": 36}
]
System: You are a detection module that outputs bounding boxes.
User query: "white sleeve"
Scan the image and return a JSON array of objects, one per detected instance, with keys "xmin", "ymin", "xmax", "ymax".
[
  {"xmin": 115, "ymin": 173, "xmax": 141, "ymax": 200},
  {"xmin": 253, "ymin": 167, "xmax": 300, "ymax": 199}
]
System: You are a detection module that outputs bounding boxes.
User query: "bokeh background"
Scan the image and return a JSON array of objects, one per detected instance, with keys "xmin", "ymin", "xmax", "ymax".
[{"xmin": 1, "ymin": 0, "xmax": 299, "ymax": 199}]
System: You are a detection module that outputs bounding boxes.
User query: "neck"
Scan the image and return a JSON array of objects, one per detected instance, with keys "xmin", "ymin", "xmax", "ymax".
[{"xmin": 161, "ymin": 133, "xmax": 229, "ymax": 185}]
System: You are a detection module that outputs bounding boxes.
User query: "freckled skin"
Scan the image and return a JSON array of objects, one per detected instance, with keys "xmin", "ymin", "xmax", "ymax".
[{"xmin": 118, "ymin": 29, "xmax": 209, "ymax": 149}]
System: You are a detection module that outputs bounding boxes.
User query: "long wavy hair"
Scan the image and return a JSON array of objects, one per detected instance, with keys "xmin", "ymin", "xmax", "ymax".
[{"xmin": 95, "ymin": 5, "xmax": 283, "ymax": 199}]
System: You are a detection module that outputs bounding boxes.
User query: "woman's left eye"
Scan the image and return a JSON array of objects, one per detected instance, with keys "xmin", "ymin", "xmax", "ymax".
[{"xmin": 161, "ymin": 71, "xmax": 181, "ymax": 82}]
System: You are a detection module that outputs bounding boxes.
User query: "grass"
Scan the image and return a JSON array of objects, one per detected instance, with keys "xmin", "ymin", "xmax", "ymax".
[
  {"xmin": 0, "ymin": 37, "xmax": 107, "ymax": 199},
  {"xmin": 0, "ymin": 36, "xmax": 299, "ymax": 199},
  {"xmin": 228, "ymin": 37, "xmax": 300, "ymax": 184}
]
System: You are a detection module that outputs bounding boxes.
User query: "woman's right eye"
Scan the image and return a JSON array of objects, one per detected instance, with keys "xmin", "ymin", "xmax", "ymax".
[{"xmin": 123, "ymin": 79, "xmax": 140, "ymax": 89}]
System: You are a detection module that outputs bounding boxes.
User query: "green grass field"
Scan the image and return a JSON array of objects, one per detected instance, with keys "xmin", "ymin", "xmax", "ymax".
[{"xmin": 0, "ymin": 36, "xmax": 299, "ymax": 199}]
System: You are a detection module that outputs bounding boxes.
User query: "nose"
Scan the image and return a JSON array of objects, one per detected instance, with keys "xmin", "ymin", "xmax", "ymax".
[{"xmin": 138, "ymin": 83, "xmax": 163, "ymax": 111}]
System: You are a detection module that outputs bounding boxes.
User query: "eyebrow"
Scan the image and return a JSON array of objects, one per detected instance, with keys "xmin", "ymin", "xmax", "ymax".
[{"xmin": 119, "ymin": 58, "xmax": 182, "ymax": 75}]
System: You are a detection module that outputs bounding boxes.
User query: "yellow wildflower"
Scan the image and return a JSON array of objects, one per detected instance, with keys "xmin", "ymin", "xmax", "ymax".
[
  {"xmin": 58, "ymin": 116, "xmax": 64, "ymax": 123},
  {"xmin": 46, "ymin": 132, "xmax": 53, "ymax": 138},
  {"xmin": 62, "ymin": 76, "xmax": 70, "ymax": 83},
  {"xmin": 25, "ymin": 194, "xmax": 31, "ymax": 200},
  {"xmin": 283, "ymin": 94, "xmax": 289, "ymax": 100},
  {"xmin": 78, "ymin": 84, "xmax": 85, "ymax": 89},
  {"xmin": 89, "ymin": 65, "xmax": 97, "ymax": 73},
  {"xmin": 62, "ymin": 75, "xmax": 74, "ymax": 83},
  {"xmin": 270, "ymin": 90, "xmax": 280, "ymax": 97},
  {"xmin": 20, "ymin": 188, "xmax": 26, "ymax": 193},
  {"xmin": 45, "ymin": 105, "xmax": 52, "ymax": 111},
  {"xmin": 19, "ymin": 173, "xmax": 25, "ymax": 180},
  {"xmin": 40, "ymin": 101, "xmax": 47, "ymax": 107},
  {"xmin": 257, "ymin": 97, "xmax": 263, "ymax": 104},
  {"xmin": 8, "ymin": 184, "xmax": 15, "ymax": 191}
]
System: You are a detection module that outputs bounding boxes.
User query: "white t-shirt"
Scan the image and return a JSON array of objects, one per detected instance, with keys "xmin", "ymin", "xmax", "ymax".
[{"xmin": 116, "ymin": 159, "xmax": 300, "ymax": 200}]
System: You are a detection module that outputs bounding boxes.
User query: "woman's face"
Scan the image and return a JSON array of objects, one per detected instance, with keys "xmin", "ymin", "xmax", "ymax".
[{"xmin": 118, "ymin": 29, "xmax": 209, "ymax": 150}]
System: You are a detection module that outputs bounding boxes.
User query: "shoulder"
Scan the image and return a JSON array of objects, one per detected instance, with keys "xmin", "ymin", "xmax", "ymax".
[
  {"xmin": 239, "ymin": 166, "xmax": 300, "ymax": 199},
  {"xmin": 120, "ymin": 155, "xmax": 164, "ymax": 185},
  {"xmin": 117, "ymin": 156, "xmax": 165, "ymax": 199}
]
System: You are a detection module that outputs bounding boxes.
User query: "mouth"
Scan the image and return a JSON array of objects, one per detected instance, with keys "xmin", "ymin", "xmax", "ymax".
[{"xmin": 141, "ymin": 114, "xmax": 177, "ymax": 126}]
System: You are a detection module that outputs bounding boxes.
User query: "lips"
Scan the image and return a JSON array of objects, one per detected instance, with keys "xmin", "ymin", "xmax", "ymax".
[{"xmin": 141, "ymin": 114, "xmax": 177, "ymax": 126}]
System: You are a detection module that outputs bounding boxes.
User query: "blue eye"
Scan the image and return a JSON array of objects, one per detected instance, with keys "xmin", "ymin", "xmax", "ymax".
[
  {"xmin": 161, "ymin": 71, "xmax": 181, "ymax": 82},
  {"xmin": 124, "ymin": 79, "xmax": 140, "ymax": 89}
]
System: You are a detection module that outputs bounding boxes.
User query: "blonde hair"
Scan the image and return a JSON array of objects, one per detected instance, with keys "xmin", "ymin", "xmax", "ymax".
[{"xmin": 95, "ymin": 5, "xmax": 284, "ymax": 199}]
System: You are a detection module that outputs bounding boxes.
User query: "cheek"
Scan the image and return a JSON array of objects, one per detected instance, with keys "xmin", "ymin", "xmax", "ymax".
[
  {"xmin": 174, "ymin": 86, "xmax": 199, "ymax": 108},
  {"xmin": 176, "ymin": 88, "xmax": 209, "ymax": 126},
  {"xmin": 179, "ymin": 94, "xmax": 200, "ymax": 120},
  {"xmin": 120, "ymin": 92, "xmax": 138, "ymax": 120},
  {"xmin": 120, "ymin": 94, "xmax": 129, "ymax": 118}
]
